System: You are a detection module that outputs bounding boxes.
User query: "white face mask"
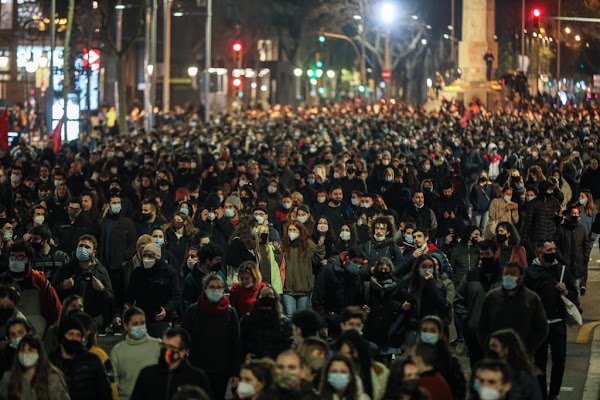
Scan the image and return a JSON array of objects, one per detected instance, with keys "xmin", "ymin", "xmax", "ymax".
[
  {"xmin": 288, "ymin": 231, "xmax": 299, "ymax": 241},
  {"xmin": 236, "ymin": 381, "xmax": 256, "ymax": 399},
  {"xmin": 187, "ymin": 259, "xmax": 197, "ymax": 270},
  {"xmin": 142, "ymin": 258, "xmax": 156, "ymax": 269},
  {"xmin": 18, "ymin": 353, "xmax": 39, "ymax": 368},
  {"xmin": 340, "ymin": 231, "xmax": 351, "ymax": 241},
  {"xmin": 208, "ymin": 212, "xmax": 216, "ymax": 221},
  {"xmin": 503, "ymin": 195, "xmax": 512, "ymax": 203},
  {"xmin": 33, "ymin": 216, "xmax": 45, "ymax": 225}
]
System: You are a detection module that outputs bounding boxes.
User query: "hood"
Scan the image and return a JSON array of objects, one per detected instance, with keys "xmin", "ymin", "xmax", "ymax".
[
  {"xmin": 531, "ymin": 257, "xmax": 560, "ymax": 268},
  {"xmin": 427, "ymin": 243, "xmax": 440, "ymax": 251}
]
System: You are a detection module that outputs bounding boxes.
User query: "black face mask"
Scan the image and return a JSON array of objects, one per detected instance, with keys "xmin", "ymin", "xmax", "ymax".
[
  {"xmin": 259, "ymin": 232, "xmax": 269, "ymax": 244},
  {"xmin": 62, "ymin": 339, "xmax": 84, "ymax": 355},
  {"xmin": 141, "ymin": 213, "xmax": 152, "ymax": 221},
  {"xmin": 400, "ymin": 379, "xmax": 420, "ymax": 394},
  {"xmin": 0, "ymin": 308, "xmax": 13, "ymax": 322},
  {"xmin": 210, "ymin": 262, "xmax": 222, "ymax": 272},
  {"xmin": 480, "ymin": 257, "xmax": 497, "ymax": 271},
  {"xmin": 496, "ymin": 234, "xmax": 507, "ymax": 243},
  {"xmin": 257, "ymin": 296, "xmax": 277, "ymax": 308},
  {"xmin": 30, "ymin": 241, "xmax": 44, "ymax": 253},
  {"xmin": 331, "ymin": 199, "xmax": 341, "ymax": 206},
  {"xmin": 542, "ymin": 253, "xmax": 556, "ymax": 263},
  {"xmin": 158, "ymin": 347, "xmax": 181, "ymax": 368},
  {"xmin": 375, "ymin": 271, "xmax": 391, "ymax": 282}
]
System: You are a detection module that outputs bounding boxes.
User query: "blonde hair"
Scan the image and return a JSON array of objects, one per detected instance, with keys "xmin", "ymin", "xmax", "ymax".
[{"xmin": 238, "ymin": 261, "xmax": 262, "ymax": 289}]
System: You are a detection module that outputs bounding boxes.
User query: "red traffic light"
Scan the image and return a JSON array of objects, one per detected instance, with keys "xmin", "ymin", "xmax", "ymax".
[
  {"xmin": 533, "ymin": 9, "xmax": 541, "ymax": 17},
  {"xmin": 233, "ymin": 78, "xmax": 242, "ymax": 87},
  {"xmin": 232, "ymin": 42, "xmax": 242, "ymax": 52}
]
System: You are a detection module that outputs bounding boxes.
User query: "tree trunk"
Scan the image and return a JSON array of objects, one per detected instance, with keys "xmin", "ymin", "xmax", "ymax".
[
  {"xmin": 116, "ymin": 54, "xmax": 127, "ymax": 135},
  {"xmin": 62, "ymin": 0, "xmax": 75, "ymax": 141}
]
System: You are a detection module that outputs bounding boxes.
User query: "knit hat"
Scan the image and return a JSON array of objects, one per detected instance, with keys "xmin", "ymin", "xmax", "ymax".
[
  {"xmin": 143, "ymin": 243, "xmax": 162, "ymax": 259},
  {"xmin": 224, "ymin": 195, "xmax": 242, "ymax": 210},
  {"xmin": 59, "ymin": 316, "xmax": 84, "ymax": 339}
]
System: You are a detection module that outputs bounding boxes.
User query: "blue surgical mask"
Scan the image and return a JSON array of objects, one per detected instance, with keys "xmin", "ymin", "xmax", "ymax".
[
  {"xmin": 502, "ymin": 275, "xmax": 518, "ymax": 290},
  {"xmin": 111, "ymin": 204, "xmax": 122, "ymax": 214},
  {"xmin": 579, "ymin": 198, "xmax": 588, "ymax": 206},
  {"xmin": 76, "ymin": 246, "xmax": 91, "ymax": 261},
  {"xmin": 297, "ymin": 216, "xmax": 308, "ymax": 224},
  {"xmin": 206, "ymin": 289, "xmax": 224, "ymax": 303},
  {"xmin": 9, "ymin": 337, "xmax": 21, "ymax": 349},
  {"xmin": 225, "ymin": 209, "xmax": 235, "ymax": 218},
  {"xmin": 327, "ymin": 372, "xmax": 350, "ymax": 391},
  {"xmin": 420, "ymin": 332, "xmax": 439, "ymax": 344},
  {"xmin": 3, "ymin": 232, "xmax": 13, "ymax": 241},
  {"xmin": 129, "ymin": 325, "xmax": 148, "ymax": 340},
  {"xmin": 8, "ymin": 260, "xmax": 26, "ymax": 273},
  {"xmin": 154, "ymin": 238, "xmax": 165, "ymax": 247},
  {"xmin": 404, "ymin": 234, "xmax": 414, "ymax": 244},
  {"xmin": 307, "ymin": 178, "xmax": 315, "ymax": 185},
  {"xmin": 179, "ymin": 208, "xmax": 189, "ymax": 215},
  {"xmin": 347, "ymin": 262, "xmax": 360, "ymax": 274}
]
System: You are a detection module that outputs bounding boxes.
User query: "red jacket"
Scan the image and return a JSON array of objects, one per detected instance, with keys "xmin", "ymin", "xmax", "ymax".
[
  {"xmin": 229, "ymin": 282, "xmax": 266, "ymax": 316},
  {"xmin": 0, "ymin": 270, "xmax": 61, "ymax": 328},
  {"xmin": 420, "ymin": 371, "xmax": 453, "ymax": 400}
]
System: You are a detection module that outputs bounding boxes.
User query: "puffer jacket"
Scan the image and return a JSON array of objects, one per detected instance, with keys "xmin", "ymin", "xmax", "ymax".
[
  {"xmin": 51, "ymin": 351, "xmax": 112, "ymax": 400},
  {"xmin": 450, "ymin": 243, "xmax": 480, "ymax": 287},
  {"xmin": 521, "ymin": 195, "xmax": 561, "ymax": 243},
  {"xmin": 556, "ymin": 221, "xmax": 591, "ymax": 279},
  {"xmin": 240, "ymin": 310, "xmax": 293, "ymax": 359}
]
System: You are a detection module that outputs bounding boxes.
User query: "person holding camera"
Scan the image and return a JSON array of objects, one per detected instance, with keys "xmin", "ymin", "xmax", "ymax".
[{"xmin": 52, "ymin": 234, "xmax": 114, "ymax": 329}]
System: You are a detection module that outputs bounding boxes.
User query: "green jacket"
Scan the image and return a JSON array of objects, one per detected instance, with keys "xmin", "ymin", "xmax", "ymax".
[{"xmin": 283, "ymin": 240, "xmax": 325, "ymax": 295}]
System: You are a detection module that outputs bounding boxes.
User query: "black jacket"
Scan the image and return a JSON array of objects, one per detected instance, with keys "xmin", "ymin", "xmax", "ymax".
[
  {"xmin": 402, "ymin": 205, "xmax": 438, "ymax": 239},
  {"xmin": 99, "ymin": 213, "xmax": 137, "ymax": 270},
  {"xmin": 556, "ymin": 221, "xmax": 591, "ymax": 278},
  {"xmin": 524, "ymin": 258, "xmax": 579, "ymax": 321},
  {"xmin": 360, "ymin": 238, "xmax": 404, "ymax": 278},
  {"xmin": 260, "ymin": 383, "xmax": 320, "ymax": 400},
  {"xmin": 454, "ymin": 264, "xmax": 503, "ymax": 331},
  {"xmin": 56, "ymin": 214, "xmax": 96, "ymax": 254},
  {"xmin": 52, "ymin": 259, "xmax": 114, "ymax": 318},
  {"xmin": 521, "ymin": 195, "xmax": 561, "ymax": 243},
  {"xmin": 126, "ymin": 258, "xmax": 181, "ymax": 320},
  {"xmin": 130, "ymin": 360, "xmax": 212, "ymax": 400},
  {"xmin": 312, "ymin": 257, "xmax": 364, "ymax": 327},
  {"xmin": 182, "ymin": 303, "xmax": 241, "ymax": 376},
  {"xmin": 51, "ymin": 351, "xmax": 112, "ymax": 400},
  {"xmin": 240, "ymin": 310, "xmax": 293, "ymax": 359}
]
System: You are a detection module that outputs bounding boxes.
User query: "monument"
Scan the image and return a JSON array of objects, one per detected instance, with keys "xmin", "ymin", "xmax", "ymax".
[{"xmin": 441, "ymin": 0, "xmax": 502, "ymax": 109}]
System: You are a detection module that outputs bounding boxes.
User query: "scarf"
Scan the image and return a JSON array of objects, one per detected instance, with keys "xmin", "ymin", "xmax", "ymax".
[{"xmin": 197, "ymin": 293, "xmax": 230, "ymax": 316}]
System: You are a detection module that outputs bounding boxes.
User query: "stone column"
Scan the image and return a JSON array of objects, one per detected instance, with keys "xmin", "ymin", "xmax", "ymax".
[{"xmin": 458, "ymin": 0, "xmax": 497, "ymax": 83}]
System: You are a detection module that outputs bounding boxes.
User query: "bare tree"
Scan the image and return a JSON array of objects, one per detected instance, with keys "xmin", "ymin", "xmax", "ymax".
[{"xmin": 62, "ymin": 0, "xmax": 75, "ymax": 139}]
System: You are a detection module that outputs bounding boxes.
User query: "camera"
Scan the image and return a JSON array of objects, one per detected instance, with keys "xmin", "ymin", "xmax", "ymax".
[{"xmin": 81, "ymin": 269, "xmax": 94, "ymax": 281}]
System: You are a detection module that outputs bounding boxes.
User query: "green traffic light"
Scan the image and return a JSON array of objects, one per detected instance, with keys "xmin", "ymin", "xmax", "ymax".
[
  {"xmin": 319, "ymin": 35, "xmax": 326, "ymax": 43},
  {"xmin": 316, "ymin": 61, "xmax": 323, "ymax": 68},
  {"xmin": 318, "ymin": 87, "xmax": 325, "ymax": 95}
]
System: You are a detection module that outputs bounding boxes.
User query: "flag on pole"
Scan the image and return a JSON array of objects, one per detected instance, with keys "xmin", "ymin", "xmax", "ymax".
[
  {"xmin": 51, "ymin": 116, "xmax": 65, "ymax": 153},
  {"xmin": 0, "ymin": 107, "xmax": 8, "ymax": 151}
]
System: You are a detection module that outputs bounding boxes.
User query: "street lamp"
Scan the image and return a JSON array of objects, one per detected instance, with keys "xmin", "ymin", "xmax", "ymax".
[
  {"xmin": 293, "ymin": 68, "xmax": 303, "ymax": 77},
  {"xmin": 575, "ymin": 35, "xmax": 581, "ymax": 41},
  {"xmin": 25, "ymin": 57, "xmax": 38, "ymax": 74},
  {"xmin": 380, "ymin": 1, "xmax": 396, "ymax": 99},
  {"xmin": 565, "ymin": 27, "xmax": 571, "ymax": 34},
  {"xmin": 380, "ymin": 2, "xmax": 396, "ymax": 24},
  {"xmin": 188, "ymin": 66, "xmax": 198, "ymax": 77},
  {"xmin": 326, "ymin": 70, "xmax": 335, "ymax": 78}
]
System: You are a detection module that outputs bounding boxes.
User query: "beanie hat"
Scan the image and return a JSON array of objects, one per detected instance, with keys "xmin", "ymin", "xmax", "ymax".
[
  {"xmin": 143, "ymin": 243, "xmax": 162, "ymax": 259},
  {"xmin": 225, "ymin": 195, "xmax": 242, "ymax": 210},
  {"xmin": 59, "ymin": 316, "xmax": 84, "ymax": 339}
]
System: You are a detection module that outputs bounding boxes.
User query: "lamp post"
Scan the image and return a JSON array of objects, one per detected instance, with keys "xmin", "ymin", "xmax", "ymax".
[
  {"xmin": 293, "ymin": 68, "xmax": 302, "ymax": 103},
  {"xmin": 47, "ymin": 0, "xmax": 56, "ymax": 135},
  {"xmin": 188, "ymin": 66, "xmax": 198, "ymax": 91},
  {"xmin": 380, "ymin": 1, "xmax": 395, "ymax": 99},
  {"xmin": 163, "ymin": 0, "xmax": 171, "ymax": 113},
  {"xmin": 204, "ymin": 0, "xmax": 212, "ymax": 124}
]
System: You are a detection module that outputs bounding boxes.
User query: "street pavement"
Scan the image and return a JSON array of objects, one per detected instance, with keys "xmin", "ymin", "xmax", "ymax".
[{"xmin": 99, "ymin": 243, "xmax": 600, "ymax": 399}]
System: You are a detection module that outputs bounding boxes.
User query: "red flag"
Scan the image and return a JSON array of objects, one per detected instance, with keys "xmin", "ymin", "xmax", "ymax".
[
  {"xmin": 51, "ymin": 116, "xmax": 64, "ymax": 153},
  {"xmin": 0, "ymin": 107, "xmax": 8, "ymax": 151}
]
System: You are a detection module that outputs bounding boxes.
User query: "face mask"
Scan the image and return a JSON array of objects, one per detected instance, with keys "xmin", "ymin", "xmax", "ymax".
[
  {"xmin": 374, "ymin": 235, "xmax": 386, "ymax": 242},
  {"xmin": 257, "ymin": 232, "xmax": 268, "ymax": 245},
  {"xmin": 542, "ymin": 253, "xmax": 556, "ymax": 263},
  {"xmin": 385, "ymin": 176, "xmax": 393, "ymax": 182},
  {"xmin": 187, "ymin": 259, "xmax": 197, "ymax": 270},
  {"xmin": 239, "ymin": 180, "xmax": 248, "ymax": 187},
  {"xmin": 172, "ymin": 221, "xmax": 184, "ymax": 230},
  {"xmin": 531, "ymin": 152, "xmax": 539, "ymax": 158},
  {"xmin": 297, "ymin": 215, "xmax": 308, "ymax": 224},
  {"xmin": 143, "ymin": 258, "xmax": 156, "ymax": 269},
  {"xmin": 288, "ymin": 231, "xmax": 299, "ymax": 241},
  {"xmin": 340, "ymin": 231, "xmax": 351, "ymax": 241},
  {"xmin": 76, "ymin": 246, "xmax": 91, "ymax": 261},
  {"xmin": 208, "ymin": 212, "xmax": 216, "ymax": 221},
  {"xmin": 424, "ymin": 165, "xmax": 431, "ymax": 172},
  {"xmin": 206, "ymin": 289, "xmax": 224, "ymax": 303},
  {"xmin": 3, "ymin": 232, "xmax": 12, "ymax": 241},
  {"xmin": 10, "ymin": 174, "xmax": 19, "ymax": 183},
  {"xmin": 526, "ymin": 195, "xmax": 535, "ymax": 202},
  {"xmin": 580, "ymin": 198, "xmax": 588, "ymax": 206},
  {"xmin": 18, "ymin": 352, "xmax": 39, "ymax": 368},
  {"xmin": 419, "ymin": 268, "xmax": 433, "ymax": 277},
  {"xmin": 8, "ymin": 260, "xmax": 26, "ymax": 273},
  {"xmin": 351, "ymin": 199, "xmax": 359, "ymax": 206},
  {"xmin": 225, "ymin": 209, "xmax": 236, "ymax": 218},
  {"xmin": 0, "ymin": 308, "xmax": 14, "ymax": 322},
  {"xmin": 361, "ymin": 203, "xmax": 371, "ymax": 209},
  {"xmin": 243, "ymin": 281, "xmax": 254, "ymax": 289},
  {"xmin": 179, "ymin": 208, "xmax": 189, "ymax": 215},
  {"xmin": 333, "ymin": 172, "xmax": 341, "ymax": 179},
  {"xmin": 382, "ymin": 159, "xmax": 390, "ymax": 166},
  {"xmin": 236, "ymin": 382, "xmax": 256, "ymax": 399},
  {"xmin": 307, "ymin": 178, "xmax": 315, "ymax": 185},
  {"xmin": 267, "ymin": 186, "xmax": 277, "ymax": 194},
  {"xmin": 503, "ymin": 196, "xmax": 512, "ymax": 203},
  {"xmin": 480, "ymin": 257, "xmax": 496, "ymax": 270},
  {"xmin": 30, "ymin": 241, "xmax": 43, "ymax": 253},
  {"xmin": 255, "ymin": 215, "xmax": 265, "ymax": 225},
  {"xmin": 33, "ymin": 216, "xmax": 45, "ymax": 225},
  {"xmin": 347, "ymin": 262, "xmax": 360, "ymax": 274},
  {"xmin": 129, "ymin": 325, "xmax": 148, "ymax": 340},
  {"xmin": 317, "ymin": 197, "xmax": 326, "ymax": 204},
  {"xmin": 305, "ymin": 355, "xmax": 325, "ymax": 371},
  {"xmin": 400, "ymin": 379, "xmax": 421, "ymax": 394},
  {"xmin": 110, "ymin": 204, "xmax": 122, "ymax": 214},
  {"xmin": 356, "ymin": 220, "xmax": 363, "ymax": 227},
  {"xmin": 502, "ymin": 275, "xmax": 519, "ymax": 290},
  {"xmin": 420, "ymin": 332, "xmax": 439, "ymax": 344},
  {"xmin": 159, "ymin": 347, "xmax": 181, "ymax": 367},
  {"xmin": 67, "ymin": 209, "xmax": 80, "ymax": 220},
  {"xmin": 9, "ymin": 337, "xmax": 21, "ymax": 349},
  {"xmin": 477, "ymin": 386, "xmax": 502, "ymax": 400},
  {"xmin": 327, "ymin": 372, "xmax": 350, "ymax": 391},
  {"xmin": 404, "ymin": 234, "xmax": 414, "ymax": 244},
  {"xmin": 516, "ymin": 184, "xmax": 525, "ymax": 190},
  {"xmin": 415, "ymin": 203, "xmax": 424, "ymax": 209},
  {"xmin": 282, "ymin": 202, "xmax": 292, "ymax": 210},
  {"xmin": 317, "ymin": 224, "xmax": 328, "ymax": 233},
  {"xmin": 62, "ymin": 339, "xmax": 84, "ymax": 355},
  {"xmin": 258, "ymin": 296, "xmax": 277, "ymax": 308}
]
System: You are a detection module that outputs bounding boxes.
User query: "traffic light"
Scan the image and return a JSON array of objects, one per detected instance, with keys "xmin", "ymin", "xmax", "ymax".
[
  {"xmin": 532, "ymin": 8, "xmax": 541, "ymax": 28},
  {"xmin": 232, "ymin": 77, "xmax": 243, "ymax": 98},
  {"xmin": 318, "ymin": 28, "xmax": 326, "ymax": 43},
  {"xmin": 232, "ymin": 41, "xmax": 242, "ymax": 67}
]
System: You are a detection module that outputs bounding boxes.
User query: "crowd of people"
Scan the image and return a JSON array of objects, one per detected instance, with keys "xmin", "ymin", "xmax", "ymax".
[{"xmin": 0, "ymin": 97, "xmax": 597, "ymax": 400}]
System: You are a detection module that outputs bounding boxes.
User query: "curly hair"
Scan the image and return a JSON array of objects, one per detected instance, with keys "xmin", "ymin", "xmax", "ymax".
[
  {"xmin": 370, "ymin": 216, "xmax": 396, "ymax": 239},
  {"xmin": 230, "ymin": 215, "xmax": 259, "ymax": 250},
  {"xmin": 282, "ymin": 220, "xmax": 310, "ymax": 257}
]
